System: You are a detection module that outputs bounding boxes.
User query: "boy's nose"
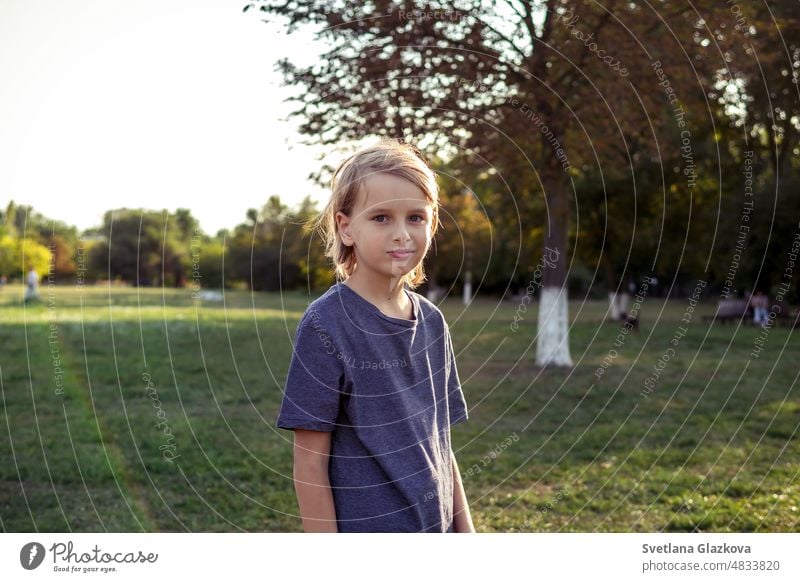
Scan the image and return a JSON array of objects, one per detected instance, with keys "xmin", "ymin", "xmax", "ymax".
[{"xmin": 394, "ymin": 224, "xmax": 411, "ymax": 242}]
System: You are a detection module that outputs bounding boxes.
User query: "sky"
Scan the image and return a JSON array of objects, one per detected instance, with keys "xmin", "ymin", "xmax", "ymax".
[{"xmin": 0, "ymin": 0, "xmax": 336, "ymax": 236}]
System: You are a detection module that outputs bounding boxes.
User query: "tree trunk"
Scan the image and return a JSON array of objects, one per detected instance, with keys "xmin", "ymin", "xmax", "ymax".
[
  {"xmin": 604, "ymin": 257, "xmax": 625, "ymax": 320},
  {"xmin": 536, "ymin": 168, "xmax": 573, "ymax": 367},
  {"xmin": 608, "ymin": 291, "xmax": 622, "ymax": 320},
  {"xmin": 463, "ymin": 269, "xmax": 473, "ymax": 306},
  {"xmin": 463, "ymin": 244, "xmax": 473, "ymax": 305}
]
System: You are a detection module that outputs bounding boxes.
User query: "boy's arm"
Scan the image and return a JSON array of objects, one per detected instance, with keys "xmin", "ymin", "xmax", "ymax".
[
  {"xmin": 292, "ymin": 429, "xmax": 338, "ymax": 533},
  {"xmin": 451, "ymin": 450, "xmax": 475, "ymax": 532}
]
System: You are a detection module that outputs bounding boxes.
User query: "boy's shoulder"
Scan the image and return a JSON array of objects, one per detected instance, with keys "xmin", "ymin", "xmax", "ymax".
[
  {"xmin": 407, "ymin": 288, "xmax": 448, "ymax": 329},
  {"xmin": 299, "ymin": 284, "xmax": 343, "ymax": 322}
]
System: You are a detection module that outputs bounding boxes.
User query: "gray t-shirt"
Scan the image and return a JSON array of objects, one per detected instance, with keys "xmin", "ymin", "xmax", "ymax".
[{"xmin": 276, "ymin": 281, "xmax": 469, "ymax": 532}]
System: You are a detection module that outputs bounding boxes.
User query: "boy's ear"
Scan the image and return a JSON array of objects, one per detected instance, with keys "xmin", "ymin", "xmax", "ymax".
[{"xmin": 335, "ymin": 211, "xmax": 353, "ymax": 246}]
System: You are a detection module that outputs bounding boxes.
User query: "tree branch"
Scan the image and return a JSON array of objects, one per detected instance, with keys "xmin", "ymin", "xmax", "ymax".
[{"xmin": 478, "ymin": 15, "xmax": 529, "ymax": 62}]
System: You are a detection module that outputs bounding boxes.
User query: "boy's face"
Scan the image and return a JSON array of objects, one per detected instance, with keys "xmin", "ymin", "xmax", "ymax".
[{"xmin": 335, "ymin": 173, "xmax": 434, "ymax": 285}]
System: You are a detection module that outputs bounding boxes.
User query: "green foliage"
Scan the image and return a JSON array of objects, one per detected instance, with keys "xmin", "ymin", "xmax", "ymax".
[
  {"xmin": 226, "ymin": 194, "xmax": 330, "ymax": 291},
  {"xmin": 194, "ymin": 239, "xmax": 226, "ymax": 290},
  {"xmin": 427, "ymin": 166, "xmax": 493, "ymax": 289},
  {"xmin": 87, "ymin": 208, "xmax": 197, "ymax": 287},
  {"xmin": 0, "ymin": 234, "xmax": 51, "ymax": 278}
]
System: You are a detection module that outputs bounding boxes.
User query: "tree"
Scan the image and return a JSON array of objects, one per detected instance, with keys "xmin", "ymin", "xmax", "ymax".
[
  {"xmin": 286, "ymin": 195, "xmax": 334, "ymax": 291},
  {"xmin": 425, "ymin": 158, "xmax": 493, "ymax": 302},
  {"xmin": 1, "ymin": 201, "xmax": 18, "ymax": 238},
  {"xmin": 48, "ymin": 234, "xmax": 77, "ymax": 279},
  {"xmin": 17, "ymin": 238, "xmax": 52, "ymax": 280},
  {"xmin": 725, "ymin": 1, "xmax": 800, "ymax": 186},
  {"xmin": 228, "ymin": 195, "xmax": 319, "ymax": 291},
  {"xmin": 710, "ymin": 2, "xmax": 800, "ymax": 300},
  {"xmin": 0, "ymin": 201, "xmax": 82, "ymax": 281},
  {"xmin": 0, "ymin": 235, "xmax": 17, "ymax": 276},
  {"xmin": 195, "ymin": 238, "xmax": 226, "ymax": 290},
  {"xmin": 247, "ymin": 0, "xmax": 731, "ymax": 366},
  {"xmin": 0, "ymin": 235, "xmax": 51, "ymax": 280},
  {"xmin": 88, "ymin": 209, "xmax": 193, "ymax": 286},
  {"xmin": 174, "ymin": 208, "xmax": 201, "ymax": 241}
]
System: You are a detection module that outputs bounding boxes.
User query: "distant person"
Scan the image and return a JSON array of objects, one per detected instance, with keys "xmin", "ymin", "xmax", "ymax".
[
  {"xmin": 24, "ymin": 267, "xmax": 39, "ymax": 303},
  {"xmin": 276, "ymin": 140, "xmax": 473, "ymax": 533},
  {"xmin": 0, "ymin": 274, "xmax": 7, "ymax": 290},
  {"xmin": 751, "ymin": 290, "xmax": 769, "ymax": 327}
]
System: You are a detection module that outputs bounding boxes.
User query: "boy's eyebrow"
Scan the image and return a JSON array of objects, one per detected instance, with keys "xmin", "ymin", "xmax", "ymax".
[{"xmin": 367, "ymin": 207, "xmax": 431, "ymax": 214}]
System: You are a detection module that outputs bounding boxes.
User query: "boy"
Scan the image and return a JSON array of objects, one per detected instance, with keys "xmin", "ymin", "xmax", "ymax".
[{"xmin": 276, "ymin": 140, "xmax": 474, "ymax": 532}]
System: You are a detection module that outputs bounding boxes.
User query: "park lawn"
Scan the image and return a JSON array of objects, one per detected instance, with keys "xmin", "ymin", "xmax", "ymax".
[{"xmin": 0, "ymin": 283, "xmax": 798, "ymax": 532}]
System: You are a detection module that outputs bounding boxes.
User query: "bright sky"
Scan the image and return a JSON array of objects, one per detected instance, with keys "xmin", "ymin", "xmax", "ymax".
[{"xmin": 0, "ymin": 0, "xmax": 335, "ymax": 236}]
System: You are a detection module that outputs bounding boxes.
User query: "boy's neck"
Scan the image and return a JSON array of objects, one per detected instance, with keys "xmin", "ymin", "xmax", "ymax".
[{"xmin": 342, "ymin": 271, "xmax": 411, "ymax": 317}]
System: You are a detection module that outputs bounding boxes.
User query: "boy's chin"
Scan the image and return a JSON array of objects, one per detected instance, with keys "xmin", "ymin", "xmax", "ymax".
[{"xmin": 388, "ymin": 263, "xmax": 419, "ymax": 277}]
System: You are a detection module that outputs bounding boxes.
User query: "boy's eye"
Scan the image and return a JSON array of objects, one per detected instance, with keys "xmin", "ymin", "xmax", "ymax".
[{"xmin": 372, "ymin": 215, "xmax": 427, "ymax": 223}]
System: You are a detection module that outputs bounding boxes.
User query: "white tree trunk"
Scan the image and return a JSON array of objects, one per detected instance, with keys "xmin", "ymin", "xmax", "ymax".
[
  {"xmin": 608, "ymin": 291, "xmax": 632, "ymax": 320},
  {"xmin": 619, "ymin": 292, "xmax": 630, "ymax": 314},
  {"xmin": 608, "ymin": 291, "xmax": 622, "ymax": 320},
  {"xmin": 463, "ymin": 270, "xmax": 472, "ymax": 306},
  {"xmin": 536, "ymin": 286, "xmax": 573, "ymax": 367}
]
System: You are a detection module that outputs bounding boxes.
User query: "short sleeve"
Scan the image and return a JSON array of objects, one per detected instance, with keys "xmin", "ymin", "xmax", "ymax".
[
  {"xmin": 444, "ymin": 322, "xmax": 468, "ymax": 426},
  {"xmin": 276, "ymin": 310, "xmax": 344, "ymax": 432}
]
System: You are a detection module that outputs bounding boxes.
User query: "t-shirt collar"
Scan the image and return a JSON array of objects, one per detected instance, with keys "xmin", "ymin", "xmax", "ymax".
[{"xmin": 336, "ymin": 282, "xmax": 419, "ymax": 328}]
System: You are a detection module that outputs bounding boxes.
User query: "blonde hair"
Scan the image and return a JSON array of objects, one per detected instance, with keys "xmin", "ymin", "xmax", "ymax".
[{"xmin": 309, "ymin": 139, "xmax": 440, "ymax": 289}]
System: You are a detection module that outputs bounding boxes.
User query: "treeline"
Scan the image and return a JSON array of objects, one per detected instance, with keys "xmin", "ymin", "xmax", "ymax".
[
  {"xmin": 0, "ymin": 191, "xmax": 490, "ymax": 294},
  {"xmin": 0, "ymin": 198, "xmax": 325, "ymax": 291},
  {"xmin": 2, "ymin": 142, "xmax": 799, "ymax": 302}
]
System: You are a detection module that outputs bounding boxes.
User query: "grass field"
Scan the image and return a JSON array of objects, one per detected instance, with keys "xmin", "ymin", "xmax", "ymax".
[{"xmin": 1, "ymin": 283, "xmax": 798, "ymax": 532}]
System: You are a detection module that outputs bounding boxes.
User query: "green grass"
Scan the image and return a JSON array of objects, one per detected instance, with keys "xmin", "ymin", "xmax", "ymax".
[{"xmin": 1, "ymin": 283, "xmax": 798, "ymax": 532}]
